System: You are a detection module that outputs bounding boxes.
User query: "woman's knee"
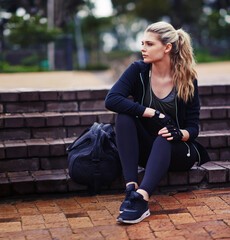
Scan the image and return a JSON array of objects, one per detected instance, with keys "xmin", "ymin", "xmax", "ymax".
[{"xmin": 154, "ymin": 135, "xmax": 171, "ymax": 146}]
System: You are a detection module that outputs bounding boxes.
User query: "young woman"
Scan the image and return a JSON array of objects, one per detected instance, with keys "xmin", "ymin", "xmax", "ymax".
[{"xmin": 105, "ymin": 21, "xmax": 209, "ymax": 224}]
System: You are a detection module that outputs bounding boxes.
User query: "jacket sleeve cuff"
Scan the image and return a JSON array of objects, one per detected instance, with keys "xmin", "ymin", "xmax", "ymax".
[
  {"xmin": 136, "ymin": 104, "xmax": 146, "ymax": 117},
  {"xmin": 185, "ymin": 127, "xmax": 199, "ymax": 140}
]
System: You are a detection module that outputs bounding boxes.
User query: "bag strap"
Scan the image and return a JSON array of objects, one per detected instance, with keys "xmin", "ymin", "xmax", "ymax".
[{"xmin": 91, "ymin": 128, "xmax": 104, "ymax": 194}]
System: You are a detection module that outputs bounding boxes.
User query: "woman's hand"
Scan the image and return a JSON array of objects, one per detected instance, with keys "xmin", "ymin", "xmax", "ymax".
[
  {"xmin": 158, "ymin": 126, "xmax": 189, "ymax": 141},
  {"xmin": 158, "ymin": 127, "xmax": 172, "ymax": 140},
  {"xmin": 142, "ymin": 107, "xmax": 165, "ymax": 118}
]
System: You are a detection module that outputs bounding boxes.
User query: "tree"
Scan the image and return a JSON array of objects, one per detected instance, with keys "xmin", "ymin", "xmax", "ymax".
[
  {"xmin": 6, "ymin": 14, "xmax": 61, "ymax": 48},
  {"xmin": 111, "ymin": 0, "xmax": 203, "ymax": 28},
  {"xmin": 111, "ymin": 0, "xmax": 230, "ymax": 57},
  {"xmin": 80, "ymin": 14, "xmax": 114, "ymax": 64},
  {"xmin": 0, "ymin": 0, "xmax": 84, "ymax": 27},
  {"xmin": 0, "ymin": 0, "xmax": 84, "ymax": 51}
]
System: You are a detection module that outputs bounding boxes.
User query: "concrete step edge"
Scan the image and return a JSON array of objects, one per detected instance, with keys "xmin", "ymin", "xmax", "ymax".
[{"xmin": 1, "ymin": 160, "xmax": 230, "ymax": 196}]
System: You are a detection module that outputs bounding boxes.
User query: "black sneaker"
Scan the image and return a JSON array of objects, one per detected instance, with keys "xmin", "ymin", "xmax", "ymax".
[
  {"xmin": 117, "ymin": 191, "xmax": 150, "ymax": 224},
  {"xmin": 119, "ymin": 183, "xmax": 136, "ymax": 213}
]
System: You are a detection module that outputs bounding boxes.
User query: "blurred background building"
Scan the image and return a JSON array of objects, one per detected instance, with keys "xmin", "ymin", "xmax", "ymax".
[{"xmin": 0, "ymin": 0, "xmax": 229, "ymax": 79}]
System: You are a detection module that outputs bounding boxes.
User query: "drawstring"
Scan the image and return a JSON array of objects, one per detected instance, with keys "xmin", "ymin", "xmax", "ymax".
[
  {"xmin": 184, "ymin": 142, "xmax": 191, "ymax": 157},
  {"xmin": 140, "ymin": 73, "xmax": 145, "ymax": 106}
]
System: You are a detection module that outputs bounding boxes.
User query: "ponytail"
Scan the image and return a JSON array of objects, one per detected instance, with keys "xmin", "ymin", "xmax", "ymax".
[{"xmin": 171, "ymin": 29, "xmax": 197, "ymax": 102}]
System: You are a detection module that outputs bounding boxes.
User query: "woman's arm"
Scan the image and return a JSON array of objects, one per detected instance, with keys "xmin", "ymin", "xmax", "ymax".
[
  {"xmin": 105, "ymin": 62, "xmax": 146, "ymax": 117},
  {"xmin": 182, "ymin": 79, "xmax": 200, "ymax": 140}
]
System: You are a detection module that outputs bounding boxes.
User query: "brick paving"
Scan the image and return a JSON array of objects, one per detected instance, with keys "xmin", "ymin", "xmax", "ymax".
[{"xmin": 0, "ymin": 188, "xmax": 230, "ymax": 239}]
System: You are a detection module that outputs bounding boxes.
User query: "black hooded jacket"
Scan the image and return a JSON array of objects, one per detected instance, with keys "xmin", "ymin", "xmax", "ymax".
[{"xmin": 105, "ymin": 61, "xmax": 210, "ymax": 165}]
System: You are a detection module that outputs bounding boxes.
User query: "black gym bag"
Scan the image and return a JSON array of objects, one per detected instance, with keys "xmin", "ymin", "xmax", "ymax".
[{"xmin": 67, "ymin": 122, "xmax": 121, "ymax": 194}]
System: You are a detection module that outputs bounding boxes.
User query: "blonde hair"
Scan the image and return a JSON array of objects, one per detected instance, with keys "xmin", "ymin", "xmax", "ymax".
[{"xmin": 145, "ymin": 21, "xmax": 197, "ymax": 102}]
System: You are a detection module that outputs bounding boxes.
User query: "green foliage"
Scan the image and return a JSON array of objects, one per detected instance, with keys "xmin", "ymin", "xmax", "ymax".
[
  {"xmin": 0, "ymin": 61, "xmax": 47, "ymax": 73},
  {"xmin": 81, "ymin": 15, "xmax": 113, "ymax": 48},
  {"xmin": 7, "ymin": 14, "xmax": 62, "ymax": 47},
  {"xmin": 0, "ymin": 0, "xmax": 84, "ymax": 27},
  {"xmin": 79, "ymin": 15, "xmax": 114, "ymax": 65},
  {"xmin": 206, "ymin": 10, "xmax": 230, "ymax": 40},
  {"xmin": 111, "ymin": 0, "xmax": 202, "ymax": 27},
  {"xmin": 110, "ymin": 0, "xmax": 135, "ymax": 15},
  {"xmin": 135, "ymin": 0, "xmax": 170, "ymax": 22},
  {"xmin": 20, "ymin": 54, "xmax": 40, "ymax": 66},
  {"xmin": 194, "ymin": 48, "xmax": 230, "ymax": 63}
]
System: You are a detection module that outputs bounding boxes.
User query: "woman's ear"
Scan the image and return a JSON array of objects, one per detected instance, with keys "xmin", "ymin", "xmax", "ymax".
[{"xmin": 165, "ymin": 43, "xmax": 172, "ymax": 53}]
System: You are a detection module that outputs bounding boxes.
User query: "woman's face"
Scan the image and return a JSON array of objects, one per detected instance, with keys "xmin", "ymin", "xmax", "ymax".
[{"xmin": 141, "ymin": 31, "xmax": 168, "ymax": 63}]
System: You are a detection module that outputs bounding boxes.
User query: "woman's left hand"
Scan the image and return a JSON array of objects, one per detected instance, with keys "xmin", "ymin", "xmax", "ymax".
[
  {"xmin": 158, "ymin": 126, "xmax": 189, "ymax": 141},
  {"xmin": 158, "ymin": 127, "xmax": 174, "ymax": 141}
]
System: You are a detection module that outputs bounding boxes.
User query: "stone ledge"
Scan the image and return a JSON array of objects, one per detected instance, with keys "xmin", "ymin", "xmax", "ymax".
[
  {"xmin": 0, "ymin": 89, "xmax": 109, "ymax": 102},
  {"xmin": 0, "ymin": 111, "xmax": 116, "ymax": 141},
  {"xmin": 0, "ymin": 109, "xmax": 230, "ymax": 138},
  {"xmin": 1, "ymin": 161, "xmax": 230, "ymax": 197},
  {"xmin": 0, "ymin": 85, "xmax": 230, "ymax": 100},
  {"xmin": 1, "ymin": 132, "xmax": 230, "ymax": 165},
  {"xmin": 0, "ymin": 86, "xmax": 230, "ymax": 113},
  {"xmin": 1, "ymin": 111, "xmax": 115, "ymax": 127}
]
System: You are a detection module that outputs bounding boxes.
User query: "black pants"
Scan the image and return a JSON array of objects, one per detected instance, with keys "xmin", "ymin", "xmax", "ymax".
[{"xmin": 115, "ymin": 114, "xmax": 198, "ymax": 196}]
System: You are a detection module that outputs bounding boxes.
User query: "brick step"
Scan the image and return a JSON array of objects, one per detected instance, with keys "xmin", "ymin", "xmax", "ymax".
[
  {"xmin": 1, "ymin": 106, "xmax": 230, "ymax": 140},
  {"xmin": 0, "ymin": 89, "xmax": 108, "ymax": 114},
  {"xmin": 0, "ymin": 85, "xmax": 230, "ymax": 114},
  {"xmin": 0, "ymin": 111, "xmax": 116, "ymax": 140},
  {"xmin": 198, "ymin": 130, "xmax": 230, "ymax": 161},
  {"xmin": 199, "ymin": 106, "xmax": 230, "ymax": 131},
  {"xmin": 0, "ymin": 130, "xmax": 230, "ymax": 173},
  {"xmin": 199, "ymin": 85, "xmax": 230, "ymax": 106},
  {"xmin": 1, "ymin": 161, "xmax": 230, "ymax": 197}
]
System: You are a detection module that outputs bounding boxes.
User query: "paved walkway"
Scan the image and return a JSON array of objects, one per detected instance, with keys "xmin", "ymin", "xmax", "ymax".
[
  {"xmin": 195, "ymin": 61, "xmax": 230, "ymax": 86},
  {"xmin": 0, "ymin": 61, "xmax": 229, "ymax": 91},
  {"xmin": 1, "ymin": 188, "xmax": 230, "ymax": 239},
  {"xmin": 0, "ymin": 71, "xmax": 113, "ymax": 91}
]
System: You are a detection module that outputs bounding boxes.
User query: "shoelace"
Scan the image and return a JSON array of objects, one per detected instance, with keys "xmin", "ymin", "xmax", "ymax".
[
  {"xmin": 129, "ymin": 191, "xmax": 142, "ymax": 201},
  {"xmin": 126, "ymin": 192, "xmax": 143, "ymax": 210},
  {"xmin": 125, "ymin": 188, "xmax": 131, "ymax": 198}
]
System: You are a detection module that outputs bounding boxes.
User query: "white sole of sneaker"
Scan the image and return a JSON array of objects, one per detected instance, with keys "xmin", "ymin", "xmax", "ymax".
[{"xmin": 117, "ymin": 209, "xmax": 150, "ymax": 224}]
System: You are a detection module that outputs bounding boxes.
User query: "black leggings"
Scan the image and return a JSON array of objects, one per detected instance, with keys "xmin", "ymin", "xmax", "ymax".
[{"xmin": 115, "ymin": 114, "xmax": 198, "ymax": 196}]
